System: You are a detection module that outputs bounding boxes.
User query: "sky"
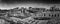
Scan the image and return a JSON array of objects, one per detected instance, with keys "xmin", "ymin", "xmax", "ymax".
[{"xmin": 0, "ymin": 0, "xmax": 60, "ymax": 9}]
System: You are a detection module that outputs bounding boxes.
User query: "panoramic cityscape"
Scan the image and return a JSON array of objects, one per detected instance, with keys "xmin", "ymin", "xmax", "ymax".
[
  {"xmin": 0, "ymin": 0, "xmax": 60, "ymax": 24},
  {"xmin": 0, "ymin": 5, "xmax": 60, "ymax": 24}
]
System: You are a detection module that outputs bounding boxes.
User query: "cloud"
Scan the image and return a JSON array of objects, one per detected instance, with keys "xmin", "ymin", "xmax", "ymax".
[{"xmin": 0, "ymin": 2, "xmax": 59, "ymax": 9}]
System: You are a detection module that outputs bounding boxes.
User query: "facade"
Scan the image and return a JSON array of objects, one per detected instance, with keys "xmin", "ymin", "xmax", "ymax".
[{"xmin": 43, "ymin": 6, "xmax": 60, "ymax": 18}]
